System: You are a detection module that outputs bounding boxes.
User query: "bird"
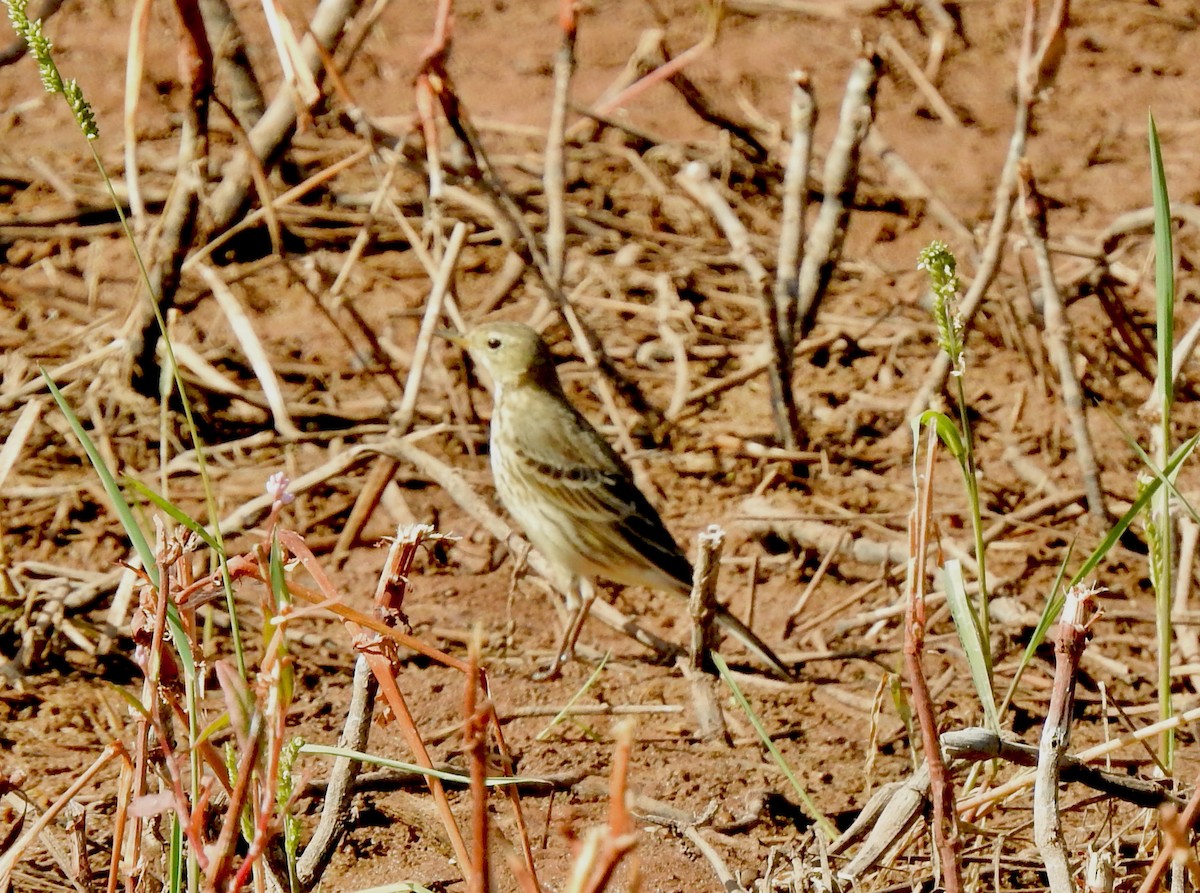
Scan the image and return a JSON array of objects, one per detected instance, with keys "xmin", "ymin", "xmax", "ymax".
[{"xmin": 449, "ymin": 321, "xmax": 793, "ymax": 681}]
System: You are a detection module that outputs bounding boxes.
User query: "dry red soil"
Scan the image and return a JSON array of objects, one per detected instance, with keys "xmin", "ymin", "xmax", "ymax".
[{"xmin": 3, "ymin": 1, "xmax": 1200, "ymax": 890}]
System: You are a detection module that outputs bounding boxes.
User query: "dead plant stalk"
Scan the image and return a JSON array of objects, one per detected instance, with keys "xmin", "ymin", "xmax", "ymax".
[{"xmin": 905, "ymin": 424, "xmax": 962, "ymax": 893}]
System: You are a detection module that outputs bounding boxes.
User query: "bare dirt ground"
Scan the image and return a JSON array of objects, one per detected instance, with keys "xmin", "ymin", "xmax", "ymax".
[{"xmin": 3, "ymin": 0, "xmax": 1200, "ymax": 890}]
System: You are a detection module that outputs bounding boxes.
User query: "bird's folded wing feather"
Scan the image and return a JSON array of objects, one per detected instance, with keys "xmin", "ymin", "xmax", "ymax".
[{"xmin": 503, "ymin": 393, "xmax": 692, "ymax": 585}]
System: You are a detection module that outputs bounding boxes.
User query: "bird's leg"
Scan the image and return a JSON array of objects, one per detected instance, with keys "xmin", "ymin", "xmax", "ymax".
[{"xmin": 533, "ymin": 578, "xmax": 597, "ymax": 681}]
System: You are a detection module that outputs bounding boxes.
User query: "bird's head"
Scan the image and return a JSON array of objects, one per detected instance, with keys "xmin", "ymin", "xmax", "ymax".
[{"xmin": 455, "ymin": 322, "xmax": 562, "ymax": 392}]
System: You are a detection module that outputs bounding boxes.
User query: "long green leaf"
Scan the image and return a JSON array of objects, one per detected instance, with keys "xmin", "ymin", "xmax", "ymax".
[
  {"xmin": 42, "ymin": 369, "xmax": 156, "ymax": 584},
  {"xmin": 714, "ymin": 653, "xmax": 838, "ymax": 840},
  {"xmin": 942, "ymin": 560, "xmax": 998, "ymax": 731},
  {"xmin": 1149, "ymin": 112, "xmax": 1174, "ymax": 416},
  {"xmin": 124, "ymin": 477, "xmax": 221, "ymax": 551},
  {"xmin": 1002, "ymin": 433, "xmax": 1200, "ymax": 711},
  {"xmin": 300, "ymin": 744, "xmax": 544, "ymax": 787}
]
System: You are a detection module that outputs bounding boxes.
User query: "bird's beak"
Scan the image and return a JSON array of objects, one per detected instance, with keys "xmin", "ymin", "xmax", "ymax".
[{"xmin": 436, "ymin": 329, "xmax": 466, "ymax": 346}]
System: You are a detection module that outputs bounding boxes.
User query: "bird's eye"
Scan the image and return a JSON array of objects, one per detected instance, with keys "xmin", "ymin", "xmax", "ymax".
[{"xmin": 487, "ymin": 337, "xmax": 502, "ymax": 349}]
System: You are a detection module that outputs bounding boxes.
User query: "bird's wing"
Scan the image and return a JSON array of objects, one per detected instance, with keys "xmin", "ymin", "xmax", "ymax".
[{"xmin": 502, "ymin": 390, "xmax": 693, "ymax": 588}]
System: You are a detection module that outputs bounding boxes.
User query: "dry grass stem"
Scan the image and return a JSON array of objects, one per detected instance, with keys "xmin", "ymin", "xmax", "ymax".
[
  {"xmin": 197, "ymin": 263, "xmax": 303, "ymax": 438},
  {"xmin": 904, "ymin": 424, "xmax": 962, "ymax": 893},
  {"xmin": 1017, "ymin": 160, "xmax": 1107, "ymax": 524},
  {"xmin": 904, "ymin": 0, "xmax": 1070, "ymax": 426},
  {"xmin": 676, "ymin": 161, "xmax": 801, "ymax": 446},
  {"xmin": 795, "ymin": 52, "xmax": 880, "ymax": 337}
]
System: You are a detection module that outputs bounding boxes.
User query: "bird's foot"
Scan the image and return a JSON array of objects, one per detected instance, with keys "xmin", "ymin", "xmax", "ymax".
[{"xmin": 532, "ymin": 649, "xmax": 572, "ymax": 682}]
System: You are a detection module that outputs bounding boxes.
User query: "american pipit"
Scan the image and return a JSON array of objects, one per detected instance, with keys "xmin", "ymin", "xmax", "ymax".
[{"xmin": 453, "ymin": 321, "xmax": 792, "ymax": 681}]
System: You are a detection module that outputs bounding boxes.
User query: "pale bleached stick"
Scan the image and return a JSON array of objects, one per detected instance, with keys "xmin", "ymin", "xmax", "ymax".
[
  {"xmin": 0, "ymin": 397, "xmax": 42, "ymax": 492},
  {"xmin": 199, "ymin": 0, "xmax": 266, "ymax": 129},
  {"xmin": 184, "ymin": 147, "xmax": 370, "ymax": 271},
  {"xmin": 775, "ymin": 71, "xmax": 814, "ymax": 353},
  {"xmin": 653, "ymin": 274, "xmax": 692, "ymax": 421},
  {"xmin": 795, "ymin": 53, "xmax": 881, "ymax": 337},
  {"xmin": 566, "ymin": 28, "xmax": 663, "ymax": 142},
  {"xmin": 544, "ymin": 1, "xmax": 576, "ymax": 290},
  {"xmin": 0, "ymin": 742, "xmax": 125, "ymax": 888},
  {"xmin": 903, "ymin": 0, "xmax": 1068, "ymax": 425},
  {"xmin": 329, "ymin": 148, "xmax": 403, "ymax": 300},
  {"xmin": 197, "ymin": 264, "xmax": 302, "ymax": 439},
  {"xmin": 295, "ymin": 639, "xmax": 376, "ymax": 887},
  {"xmin": 122, "ymin": 0, "xmax": 153, "ymax": 227},
  {"xmin": 1172, "ymin": 518, "xmax": 1200, "ymax": 695},
  {"xmin": 393, "ymin": 221, "xmax": 469, "ymax": 434},
  {"xmin": 261, "ymin": 0, "xmax": 320, "ymax": 108},
  {"xmin": 879, "ymin": 32, "xmax": 963, "ymax": 129},
  {"xmin": 1035, "ymin": 586, "xmax": 1096, "ymax": 893},
  {"xmin": 677, "ymin": 161, "xmax": 801, "ymax": 447},
  {"xmin": 204, "ymin": 0, "xmax": 366, "ymax": 230},
  {"xmin": 1017, "ymin": 160, "xmax": 1107, "ymax": 524},
  {"xmin": 0, "ymin": 341, "xmax": 125, "ymax": 412}
]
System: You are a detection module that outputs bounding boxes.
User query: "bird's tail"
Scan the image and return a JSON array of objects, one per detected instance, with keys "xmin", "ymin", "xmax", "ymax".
[{"xmin": 714, "ymin": 607, "xmax": 794, "ymax": 681}]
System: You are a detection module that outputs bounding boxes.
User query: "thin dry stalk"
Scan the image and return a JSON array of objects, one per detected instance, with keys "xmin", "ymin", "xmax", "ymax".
[
  {"xmin": 1017, "ymin": 159, "xmax": 1107, "ymax": 524},
  {"xmin": 0, "ymin": 742, "xmax": 126, "ymax": 889},
  {"xmin": 942, "ymin": 727, "xmax": 1175, "ymax": 809},
  {"xmin": 590, "ymin": 26, "xmax": 715, "ymax": 121},
  {"xmin": 335, "ymin": 217, "xmax": 466, "ymax": 557},
  {"xmin": 904, "ymin": 0, "xmax": 1070, "ymax": 424},
  {"xmin": 0, "ymin": 398, "xmax": 42, "ymax": 491},
  {"xmin": 183, "ymin": 146, "xmax": 370, "ymax": 270},
  {"xmin": 878, "ymin": 32, "xmax": 963, "ymax": 129},
  {"xmin": 465, "ymin": 635, "xmax": 490, "ymax": 893},
  {"xmin": 775, "ymin": 70, "xmax": 814, "ymax": 355},
  {"xmin": 676, "ymin": 161, "xmax": 801, "ymax": 447},
  {"xmin": 904, "ymin": 425, "xmax": 962, "ymax": 893},
  {"xmin": 328, "ymin": 147, "xmax": 403, "ymax": 300},
  {"xmin": 394, "ymin": 221, "xmax": 469, "ymax": 433},
  {"xmin": 198, "ymin": 0, "xmax": 266, "ymax": 129},
  {"xmin": 1172, "ymin": 519, "xmax": 1200, "ymax": 693},
  {"xmin": 205, "ymin": 0, "xmax": 366, "ymax": 230},
  {"xmin": 122, "ymin": 0, "xmax": 153, "ymax": 227},
  {"xmin": 197, "ymin": 263, "xmax": 302, "ymax": 438},
  {"xmin": 281, "ymin": 526, "xmax": 473, "ymax": 875},
  {"xmin": 795, "ymin": 52, "xmax": 881, "ymax": 338},
  {"xmin": 294, "ymin": 655, "xmax": 376, "ymax": 887},
  {"xmin": 545, "ymin": 0, "xmax": 576, "ymax": 290},
  {"xmin": 415, "ymin": 0, "xmax": 451, "ymax": 202},
  {"xmin": 1035, "ymin": 585, "xmax": 1099, "ymax": 893},
  {"xmin": 960, "ymin": 702, "xmax": 1200, "ymax": 816}
]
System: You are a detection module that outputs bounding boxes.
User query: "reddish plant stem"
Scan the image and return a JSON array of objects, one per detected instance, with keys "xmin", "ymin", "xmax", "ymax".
[{"xmin": 904, "ymin": 425, "xmax": 962, "ymax": 893}]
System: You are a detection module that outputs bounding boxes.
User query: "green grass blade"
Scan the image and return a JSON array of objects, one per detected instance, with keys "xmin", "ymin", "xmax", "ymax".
[
  {"xmin": 941, "ymin": 560, "xmax": 998, "ymax": 732},
  {"xmin": 1149, "ymin": 113, "xmax": 1174, "ymax": 415},
  {"xmin": 124, "ymin": 477, "xmax": 221, "ymax": 552},
  {"xmin": 1000, "ymin": 433, "xmax": 1199, "ymax": 713},
  {"xmin": 714, "ymin": 653, "xmax": 838, "ymax": 840},
  {"xmin": 41, "ymin": 369, "xmax": 156, "ymax": 585},
  {"xmin": 299, "ymin": 744, "xmax": 545, "ymax": 787}
]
